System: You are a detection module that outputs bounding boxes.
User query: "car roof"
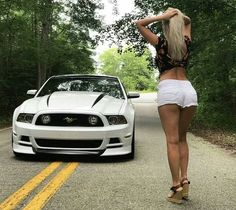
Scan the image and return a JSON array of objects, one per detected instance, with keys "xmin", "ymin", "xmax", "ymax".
[{"xmin": 51, "ymin": 74, "xmax": 119, "ymax": 79}]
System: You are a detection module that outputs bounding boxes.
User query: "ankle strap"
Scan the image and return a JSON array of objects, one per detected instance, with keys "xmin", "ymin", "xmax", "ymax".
[
  {"xmin": 170, "ymin": 184, "xmax": 181, "ymax": 192},
  {"xmin": 181, "ymin": 178, "xmax": 190, "ymax": 185}
]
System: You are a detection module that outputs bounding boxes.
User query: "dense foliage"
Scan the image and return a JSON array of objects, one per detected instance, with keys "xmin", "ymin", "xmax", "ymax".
[
  {"xmin": 99, "ymin": 48, "xmax": 156, "ymax": 91},
  {"xmin": 102, "ymin": 0, "xmax": 236, "ymax": 130},
  {"xmin": 0, "ymin": 0, "xmax": 102, "ymax": 118}
]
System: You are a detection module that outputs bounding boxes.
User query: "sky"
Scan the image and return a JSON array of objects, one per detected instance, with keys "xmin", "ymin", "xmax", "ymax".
[
  {"xmin": 99, "ymin": 0, "xmax": 135, "ymax": 25},
  {"xmin": 94, "ymin": 0, "xmax": 135, "ymax": 60}
]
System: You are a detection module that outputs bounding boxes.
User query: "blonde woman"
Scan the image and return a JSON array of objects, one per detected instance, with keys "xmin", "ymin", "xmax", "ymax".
[{"xmin": 136, "ymin": 8, "xmax": 198, "ymax": 204}]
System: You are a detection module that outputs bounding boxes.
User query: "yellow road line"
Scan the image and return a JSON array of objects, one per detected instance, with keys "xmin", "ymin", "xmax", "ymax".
[
  {"xmin": 23, "ymin": 162, "xmax": 78, "ymax": 210},
  {"xmin": 0, "ymin": 162, "xmax": 61, "ymax": 210}
]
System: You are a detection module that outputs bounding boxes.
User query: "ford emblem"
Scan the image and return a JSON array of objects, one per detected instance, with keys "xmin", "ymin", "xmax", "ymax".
[{"xmin": 63, "ymin": 117, "xmax": 77, "ymax": 124}]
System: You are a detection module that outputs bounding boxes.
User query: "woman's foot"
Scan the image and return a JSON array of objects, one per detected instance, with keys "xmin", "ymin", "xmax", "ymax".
[
  {"xmin": 181, "ymin": 178, "xmax": 190, "ymax": 200},
  {"xmin": 167, "ymin": 184, "xmax": 183, "ymax": 204}
]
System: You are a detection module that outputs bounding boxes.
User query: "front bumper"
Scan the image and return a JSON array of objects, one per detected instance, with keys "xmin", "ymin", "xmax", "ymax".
[{"xmin": 12, "ymin": 121, "xmax": 133, "ymax": 156}]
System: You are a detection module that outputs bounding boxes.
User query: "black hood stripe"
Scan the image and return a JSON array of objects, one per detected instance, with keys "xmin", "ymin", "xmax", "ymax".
[
  {"xmin": 92, "ymin": 93, "xmax": 106, "ymax": 107},
  {"xmin": 47, "ymin": 92, "xmax": 53, "ymax": 107}
]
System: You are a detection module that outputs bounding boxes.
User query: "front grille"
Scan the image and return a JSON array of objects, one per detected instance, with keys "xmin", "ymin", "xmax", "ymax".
[
  {"xmin": 35, "ymin": 139, "xmax": 103, "ymax": 148},
  {"xmin": 35, "ymin": 114, "xmax": 104, "ymax": 127}
]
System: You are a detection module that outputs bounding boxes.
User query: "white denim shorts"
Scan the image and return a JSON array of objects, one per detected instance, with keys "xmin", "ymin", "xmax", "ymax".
[{"xmin": 157, "ymin": 79, "xmax": 198, "ymax": 108}]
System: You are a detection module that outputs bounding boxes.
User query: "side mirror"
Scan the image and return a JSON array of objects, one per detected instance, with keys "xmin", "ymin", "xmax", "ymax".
[
  {"xmin": 127, "ymin": 92, "xmax": 140, "ymax": 99},
  {"xmin": 27, "ymin": 89, "xmax": 37, "ymax": 96}
]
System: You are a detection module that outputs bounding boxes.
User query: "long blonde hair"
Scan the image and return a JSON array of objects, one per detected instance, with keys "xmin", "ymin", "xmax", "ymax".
[{"xmin": 162, "ymin": 8, "xmax": 186, "ymax": 61}]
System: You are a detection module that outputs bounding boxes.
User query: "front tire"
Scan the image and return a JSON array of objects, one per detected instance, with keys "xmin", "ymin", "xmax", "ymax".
[
  {"xmin": 13, "ymin": 150, "xmax": 22, "ymax": 157},
  {"xmin": 12, "ymin": 134, "xmax": 24, "ymax": 158},
  {"xmin": 126, "ymin": 124, "xmax": 135, "ymax": 159}
]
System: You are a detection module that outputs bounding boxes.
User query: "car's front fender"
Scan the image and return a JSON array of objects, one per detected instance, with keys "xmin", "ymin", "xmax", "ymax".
[{"xmin": 12, "ymin": 107, "xmax": 20, "ymax": 132}]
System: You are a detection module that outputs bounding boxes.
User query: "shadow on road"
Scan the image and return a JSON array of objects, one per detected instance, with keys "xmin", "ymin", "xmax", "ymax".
[{"xmin": 11, "ymin": 153, "xmax": 133, "ymax": 163}]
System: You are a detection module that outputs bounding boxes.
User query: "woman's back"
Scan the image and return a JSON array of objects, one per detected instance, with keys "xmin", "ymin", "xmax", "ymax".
[{"xmin": 155, "ymin": 35, "xmax": 191, "ymax": 80}]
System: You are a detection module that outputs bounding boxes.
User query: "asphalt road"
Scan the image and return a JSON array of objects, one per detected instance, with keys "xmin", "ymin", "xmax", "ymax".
[{"xmin": 0, "ymin": 93, "xmax": 236, "ymax": 210}]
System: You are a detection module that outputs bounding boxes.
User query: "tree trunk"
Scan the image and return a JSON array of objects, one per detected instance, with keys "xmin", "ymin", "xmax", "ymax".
[{"xmin": 37, "ymin": 0, "xmax": 53, "ymax": 88}]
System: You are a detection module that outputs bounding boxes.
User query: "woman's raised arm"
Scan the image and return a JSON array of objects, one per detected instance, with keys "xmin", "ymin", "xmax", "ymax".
[{"xmin": 135, "ymin": 10, "xmax": 178, "ymax": 46}]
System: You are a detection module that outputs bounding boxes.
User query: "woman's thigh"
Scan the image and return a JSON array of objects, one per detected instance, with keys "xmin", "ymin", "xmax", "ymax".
[
  {"xmin": 179, "ymin": 106, "xmax": 197, "ymax": 137},
  {"xmin": 158, "ymin": 104, "xmax": 180, "ymax": 141}
]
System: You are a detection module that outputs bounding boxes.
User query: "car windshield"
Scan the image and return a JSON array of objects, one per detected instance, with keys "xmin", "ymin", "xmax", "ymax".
[{"xmin": 37, "ymin": 76, "xmax": 125, "ymax": 99}]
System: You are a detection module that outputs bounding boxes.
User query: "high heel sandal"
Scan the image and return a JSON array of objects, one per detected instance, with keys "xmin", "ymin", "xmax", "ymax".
[
  {"xmin": 167, "ymin": 184, "xmax": 183, "ymax": 204},
  {"xmin": 181, "ymin": 178, "xmax": 190, "ymax": 200}
]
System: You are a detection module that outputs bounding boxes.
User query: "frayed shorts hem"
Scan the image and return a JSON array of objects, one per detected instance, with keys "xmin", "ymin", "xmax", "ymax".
[{"xmin": 157, "ymin": 102, "xmax": 198, "ymax": 108}]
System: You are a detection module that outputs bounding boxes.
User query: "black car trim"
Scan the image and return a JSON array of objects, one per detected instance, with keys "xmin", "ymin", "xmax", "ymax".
[
  {"xmin": 47, "ymin": 92, "xmax": 53, "ymax": 107},
  {"xmin": 92, "ymin": 93, "xmax": 106, "ymax": 107},
  {"xmin": 34, "ymin": 148, "xmax": 106, "ymax": 156}
]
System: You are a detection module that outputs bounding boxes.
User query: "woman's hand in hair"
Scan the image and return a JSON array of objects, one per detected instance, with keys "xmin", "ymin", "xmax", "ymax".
[{"xmin": 161, "ymin": 9, "xmax": 178, "ymax": 20}]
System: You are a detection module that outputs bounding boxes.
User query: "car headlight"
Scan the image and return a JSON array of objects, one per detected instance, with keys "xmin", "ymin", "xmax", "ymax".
[
  {"xmin": 106, "ymin": 115, "xmax": 127, "ymax": 125},
  {"xmin": 17, "ymin": 113, "xmax": 35, "ymax": 123}
]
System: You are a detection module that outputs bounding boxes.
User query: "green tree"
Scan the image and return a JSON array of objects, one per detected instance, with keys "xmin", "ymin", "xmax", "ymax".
[
  {"xmin": 0, "ymin": 0, "xmax": 102, "ymax": 118},
  {"xmin": 99, "ymin": 48, "xmax": 156, "ymax": 91}
]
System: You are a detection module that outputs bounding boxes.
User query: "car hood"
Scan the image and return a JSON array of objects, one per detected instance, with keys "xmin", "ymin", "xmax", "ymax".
[{"xmin": 19, "ymin": 91, "xmax": 125, "ymax": 115}]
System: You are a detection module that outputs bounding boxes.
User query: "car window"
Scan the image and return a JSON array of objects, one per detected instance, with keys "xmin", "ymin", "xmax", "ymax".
[{"xmin": 37, "ymin": 77, "xmax": 125, "ymax": 99}]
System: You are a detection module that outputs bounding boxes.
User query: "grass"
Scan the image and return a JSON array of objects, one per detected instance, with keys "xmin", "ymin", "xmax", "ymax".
[{"xmin": 190, "ymin": 123, "xmax": 236, "ymax": 151}]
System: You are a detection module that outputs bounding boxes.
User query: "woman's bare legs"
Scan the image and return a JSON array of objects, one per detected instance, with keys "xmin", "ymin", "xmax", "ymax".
[
  {"xmin": 158, "ymin": 104, "xmax": 181, "ymax": 186},
  {"xmin": 158, "ymin": 104, "xmax": 197, "ymax": 186},
  {"xmin": 178, "ymin": 106, "xmax": 197, "ymax": 180}
]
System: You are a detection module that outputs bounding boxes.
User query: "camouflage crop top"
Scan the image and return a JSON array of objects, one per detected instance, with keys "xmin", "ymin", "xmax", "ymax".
[{"xmin": 155, "ymin": 35, "xmax": 191, "ymax": 75}]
